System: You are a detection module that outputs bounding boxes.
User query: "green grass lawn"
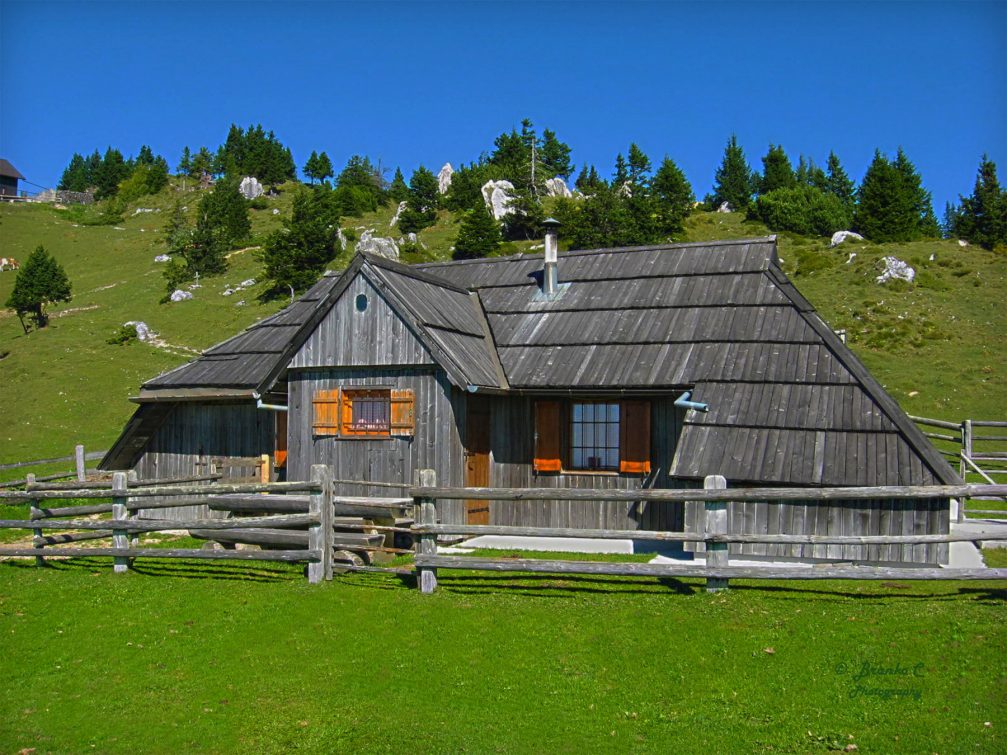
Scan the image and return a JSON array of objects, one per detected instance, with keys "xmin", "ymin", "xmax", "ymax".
[{"xmin": 0, "ymin": 558, "xmax": 1003, "ymax": 753}]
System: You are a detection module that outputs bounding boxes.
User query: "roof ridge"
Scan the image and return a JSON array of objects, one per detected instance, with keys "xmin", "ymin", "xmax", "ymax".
[
  {"xmin": 413, "ymin": 235, "xmax": 778, "ymax": 269},
  {"xmin": 361, "ymin": 252, "xmax": 472, "ymax": 293}
]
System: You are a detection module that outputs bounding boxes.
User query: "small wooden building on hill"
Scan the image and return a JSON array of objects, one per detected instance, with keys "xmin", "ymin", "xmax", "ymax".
[
  {"xmin": 0, "ymin": 159, "xmax": 25, "ymax": 198},
  {"xmin": 102, "ymin": 235, "xmax": 959, "ymax": 564}
]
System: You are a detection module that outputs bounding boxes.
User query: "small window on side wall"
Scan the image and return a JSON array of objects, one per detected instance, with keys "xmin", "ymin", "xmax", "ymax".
[
  {"xmin": 312, "ymin": 387, "xmax": 415, "ymax": 438},
  {"xmin": 533, "ymin": 399, "xmax": 650, "ymax": 474}
]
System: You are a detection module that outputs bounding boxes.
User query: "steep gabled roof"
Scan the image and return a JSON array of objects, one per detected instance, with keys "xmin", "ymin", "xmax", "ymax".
[
  {"xmin": 132, "ymin": 237, "xmax": 960, "ymax": 486},
  {"xmin": 0, "ymin": 159, "xmax": 24, "ymax": 179}
]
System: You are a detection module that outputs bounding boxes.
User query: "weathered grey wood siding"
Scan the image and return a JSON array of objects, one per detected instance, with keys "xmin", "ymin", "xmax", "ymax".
[
  {"xmin": 684, "ymin": 494, "xmax": 949, "ymax": 565},
  {"xmin": 132, "ymin": 401, "xmax": 274, "ymax": 519},
  {"xmin": 287, "ymin": 368, "xmax": 467, "ymax": 523},
  {"xmin": 486, "ymin": 397, "xmax": 691, "ymax": 531},
  {"xmin": 290, "ymin": 275, "xmax": 434, "ymax": 369}
]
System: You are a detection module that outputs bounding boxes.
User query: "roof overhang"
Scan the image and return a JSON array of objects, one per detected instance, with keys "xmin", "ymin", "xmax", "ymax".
[{"xmin": 132, "ymin": 388, "xmax": 257, "ymax": 403}]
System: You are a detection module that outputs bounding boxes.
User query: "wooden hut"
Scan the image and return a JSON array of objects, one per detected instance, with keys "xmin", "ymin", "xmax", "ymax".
[
  {"xmin": 102, "ymin": 235, "xmax": 959, "ymax": 563},
  {"xmin": 0, "ymin": 159, "xmax": 25, "ymax": 198}
]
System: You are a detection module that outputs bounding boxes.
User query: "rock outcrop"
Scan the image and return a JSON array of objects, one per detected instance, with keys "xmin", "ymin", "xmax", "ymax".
[
  {"xmin": 239, "ymin": 176, "xmax": 264, "ymax": 200},
  {"xmin": 830, "ymin": 230, "xmax": 865, "ymax": 247},
  {"xmin": 481, "ymin": 179, "xmax": 515, "ymax": 220},
  {"xmin": 716, "ymin": 201, "xmax": 731, "ymax": 213},
  {"xmin": 356, "ymin": 229, "xmax": 399, "ymax": 260},
  {"xmin": 438, "ymin": 163, "xmax": 454, "ymax": 194},
  {"xmin": 544, "ymin": 177, "xmax": 572, "ymax": 198},
  {"xmin": 876, "ymin": 256, "xmax": 915, "ymax": 285},
  {"xmin": 153, "ymin": 254, "xmax": 171, "ymax": 263},
  {"xmin": 169, "ymin": 290, "xmax": 193, "ymax": 302},
  {"xmin": 124, "ymin": 321, "xmax": 156, "ymax": 342},
  {"xmin": 389, "ymin": 201, "xmax": 407, "ymax": 228}
]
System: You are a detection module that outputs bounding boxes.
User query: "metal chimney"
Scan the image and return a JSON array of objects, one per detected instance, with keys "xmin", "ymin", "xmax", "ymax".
[{"xmin": 542, "ymin": 217, "xmax": 561, "ymax": 295}]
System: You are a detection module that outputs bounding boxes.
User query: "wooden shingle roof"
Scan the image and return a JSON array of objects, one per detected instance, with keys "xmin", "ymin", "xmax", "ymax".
[
  {"xmin": 0, "ymin": 159, "xmax": 24, "ymax": 179},
  {"xmin": 135, "ymin": 237, "xmax": 959, "ymax": 486}
]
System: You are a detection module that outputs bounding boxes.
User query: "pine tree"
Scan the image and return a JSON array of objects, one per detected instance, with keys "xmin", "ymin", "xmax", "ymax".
[
  {"xmin": 94, "ymin": 147, "xmax": 130, "ymax": 200},
  {"xmin": 303, "ymin": 151, "xmax": 320, "ymax": 184},
  {"xmin": 388, "ymin": 167, "xmax": 410, "ymax": 203},
  {"xmin": 177, "ymin": 147, "xmax": 193, "ymax": 177},
  {"xmin": 191, "ymin": 147, "xmax": 213, "ymax": 178},
  {"xmin": 825, "ymin": 151, "xmax": 855, "ymax": 210},
  {"xmin": 893, "ymin": 147, "xmax": 940, "ymax": 239},
  {"xmin": 261, "ymin": 186, "xmax": 341, "ymax": 296},
  {"xmin": 136, "ymin": 145, "xmax": 156, "ymax": 166},
  {"xmin": 758, "ymin": 144, "xmax": 796, "ymax": 195},
  {"xmin": 315, "ymin": 151, "xmax": 334, "ymax": 184},
  {"xmin": 854, "ymin": 151, "xmax": 906, "ymax": 241},
  {"xmin": 613, "ymin": 154, "xmax": 629, "ymax": 188},
  {"xmin": 627, "ymin": 144, "xmax": 652, "ymax": 189},
  {"xmin": 453, "ymin": 202, "xmax": 502, "ymax": 260},
  {"xmin": 955, "ymin": 155, "xmax": 1007, "ymax": 249},
  {"xmin": 711, "ymin": 135, "xmax": 754, "ymax": 211},
  {"xmin": 398, "ymin": 166, "xmax": 440, "ymax": 234},
  {"xmin": 575, "ymin": 165, "xmax": 605, "ymax": 193},
  {"xmin": 540, "ymin": 128, "xmax": 573, "ymax": 179},
  {"xmin": 198, "ymin": 177, "xmax": 251, "ymax": 249},
  {"xmin": 5, "ymin": 245, "xmax": 73, "ymax": 332},
  {"xmin": 652, "ymin": 156, "xmax": 695, "ymax": 235},
  {"xmin": 795, "ymin": 156, "xmax": 827, "ymax": 191},
  {"xmin": 58, "ymin": 153, "xmax": 89, "ymax": 192}
]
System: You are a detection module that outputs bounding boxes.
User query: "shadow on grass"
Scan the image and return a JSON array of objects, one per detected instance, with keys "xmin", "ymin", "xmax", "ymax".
[{"xmin": 2, "ymin": 557, "xmax": 302, "ymax": 583}]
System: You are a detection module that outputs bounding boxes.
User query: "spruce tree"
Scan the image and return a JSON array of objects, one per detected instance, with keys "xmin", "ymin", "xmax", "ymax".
[
  {"xmin": 198, "ymin": 177, "xmax": 251, "ymax": 249},
  {"xmin": 58, "ymin": 153, "xmax": 89, "ymax": 192},
  {"xmin": 315, "ymin": 151, "xmax": 334, "ymax": 184},
  {"xmin": 94, "ymin": 147, "xmax": 130, "ymax": 199},
  {"xmin": 388, "ymin": 167, "xmax": 410, "ymax": 203},
  {"xmin": 261, "ymin": 186, "xmax": 341, "ymax": 296},
  {"xmin": 627, "ymin": 144, "xmax": 651, "ymax": 189},
  {"xmin": 854, "ymin": 151, "xmax": 905, "ymax": 241},
  {"xmin": 955, "ymin": 155, "xmax": 1007, "ymax": 249},
  {"xmin": 398, "ymin": 166, "xmax": 440, "ymax": 234},
  {"xmin": 758, "ymin": 144, "xmax": 796, "ymax": 195},
  {"xmin": 191, "ymin": 147, "xmax": 213, "ymax": 177},
  {"xmin": 825, "ymin": 151, "xmax": 855, "ymax": 209},
  {"xmin": 177, "ymin": 147, "xmax": 193, "ymax": 177},
  {"xmin": 303, "ymin": 151, "xmax": 320, "ymax": 184},
  {"xmin": 540, "ymin": 128, "xmax": 573, "ymax": 179},
  {"xmin": 5, "ymin": 245, "xmax": 72, "ymax": 332},
  {"xmin": 453, "ymin": 202, "xmax": 502, "ymax": 260},
  {"xmin": 711, "ymin": 135, "xmax": 754, "ymax": 211},
  {"xmin": 893, "ymin": 147, "xmax": 940, "ymax": 239},
  {"xmin": 613, "ymin": 154, "xmax": 629, "ymax": 188},
  {"xmin": 652, "ymin": 156, "xmax": 695, "ymax": 235}
]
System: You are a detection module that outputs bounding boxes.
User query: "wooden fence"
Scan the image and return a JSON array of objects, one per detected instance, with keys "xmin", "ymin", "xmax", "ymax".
[
  {"xmin": 0, "ymin": 444, "xmax": 107, "ymax": 488},
  {"xmin": 910, "ymin": 415, "xmax": 1007, "ymax": 520},
  {"xmin": 0, "ymin": 465, "xmax": 335, "ymax": 583},
  {"xmin": 408, "ymin": 475, "xmax": 1007, "ymax": 593}
]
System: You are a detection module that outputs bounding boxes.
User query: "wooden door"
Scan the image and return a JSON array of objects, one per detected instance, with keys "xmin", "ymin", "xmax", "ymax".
[{"xmin": 465, "ymin": 397, "xmax": 491, "ymax": 524}]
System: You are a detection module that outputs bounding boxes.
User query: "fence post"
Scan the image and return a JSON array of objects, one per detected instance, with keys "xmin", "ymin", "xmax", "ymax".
[
  {"xmin": 307, "ymin": 464, "xmax": 333, "ymax": 584},
  {"xmin": 704, "ymin": 475, "xmax": 729, "ymax": 592},
  {"xmin": 960, "ymin": 420, "xmax": 973, "ymax": 523},
  {"xmin": 416, "ymin": 468, "xmax": 438, "ymax": 594},
  {"xmin": 127, "ymin": 470, "xmax": 139, "ymax": 556},
  {"xmin": 75, "ymin": 444, "xmax": 86, "ymax": 482},
  {"xmin": 27, "ymin": 473, "xmax": 44, "ymax": 567},
  {"xmin": 112, "ymin": 472, "xmax": 129, "ymax": 573}
]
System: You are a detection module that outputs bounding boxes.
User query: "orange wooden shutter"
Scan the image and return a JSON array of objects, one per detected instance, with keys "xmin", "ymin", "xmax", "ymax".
[
  {"xmin": 534, "ymin": 400, "xmax": 562, "ymax": 472},
  {"xmin": 619, "ymin": 400, "xmax": 651, "ymax": 474},
  {"xmin": 390, "ymin": 389, "xmax": 415, "ymax": 436},
  {"xmin": 312, "ymin": 389, "xmax": 341, "ymax": 436},
  {"xmin": 340, "ymin": 389, "xmax": 356, "ymax": 435},
  {"xmin": 275, "ymin": 411, "xmax": 288, "ymax": 467}
]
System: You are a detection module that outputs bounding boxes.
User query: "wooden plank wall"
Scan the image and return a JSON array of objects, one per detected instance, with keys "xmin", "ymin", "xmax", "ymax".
[
  {"xmin": 290, "ymin": 274, "xmax": 435, "ymax": 370},
  {"xmin": 487, "ymin": 396, "xmax": 692, "ymax": 531},
  {"xmin": 287, "ymin": 368, "xmax": 466, "ymax": 523},
  {"xmin": 133, "ymin": 402, "xmax": 275, "ymax": 519},
  {"xmin": 684, "ymin": 494, "xmax": 950, "ymax": 565}
]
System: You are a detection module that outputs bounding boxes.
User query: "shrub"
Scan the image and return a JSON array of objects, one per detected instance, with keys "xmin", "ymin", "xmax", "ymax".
[
  {"xmin": 751, "ymin": 185, "xmax": 851, "ymax": 237},
  {"xmin": 107, "ymin": 324, "xmax": 137, "ymax": 345}
]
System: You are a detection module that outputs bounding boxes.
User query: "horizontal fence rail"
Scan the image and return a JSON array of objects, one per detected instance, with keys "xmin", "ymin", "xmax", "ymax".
[{"xmin": 408, "ymin": 474, "xmax": 1007, "ymax": 594}]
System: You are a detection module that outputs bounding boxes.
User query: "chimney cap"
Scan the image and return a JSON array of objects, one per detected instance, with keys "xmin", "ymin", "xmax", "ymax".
[{"xmin": 542, "ymin": 217, "xmax": 561, "ymax": 229}]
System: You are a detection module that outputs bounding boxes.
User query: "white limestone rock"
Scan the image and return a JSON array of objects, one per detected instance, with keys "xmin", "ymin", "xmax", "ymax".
[
  {"xmin": 716, "ymin": 201, "xmax": 731, "ymax": 213},
  {"xmin": 153, "ymin": 254, "xmax": 171, "ymax": 263},
  {"xmin": 958, "ymin": 239, "xmax": 969, "ymax": 247},
  {"xmin": 389, "ymin": 201, "xmax": 407, "ymax": 228},
  {"xmin": 124, "ymin": 321, "xmax": 156, "ymax": 341},
  {"xmin": 169, "ymin": 289, "xmax": 193, "ymax": 302},
  {"xmin": 336, "ymin": 228, "xmax": 348, "ymax": 251},
  {"xmin": 240, "ymin": 278, "xmax": 256, "ymax": 287},
  {"xmin": 239, "ymin": 176, "xmax": 264, "ymax": 200},
  {"xmin": 481, "ymin": 179, "xmax": 515, "ymax": 220},
  {"xmin": 876, "ymin": 256, "xmax": 915, "ymax": 285},
  {"xmin": 544, "ymin": 176, "xmax": 572, "ymax": 198},
  {"xmin": 132, "ymin": 207, "xmax": 156, "ymax": 215},
  {"xmin": 830, "ymin": 230, "xmax": 865, "ymax": 247},
  {"xmin": 846, "ymin": 252, "xmax": 857, "ymax": 264},
  {"xmin": 272, "ymin": 208, "xmax": 280, "ymax": 215},
  {"xmin": 437, "ymin": 163, "xmax": 454, "ymax": 194},
  {"xmin": 355, "ymin": 229, "xmax": 399, "ymax": 260}
]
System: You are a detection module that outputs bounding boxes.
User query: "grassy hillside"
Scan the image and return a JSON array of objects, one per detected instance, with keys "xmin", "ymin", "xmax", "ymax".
[{"xmin": 1, "ymin": 185, "xmax": 1004, "ymax": 465}]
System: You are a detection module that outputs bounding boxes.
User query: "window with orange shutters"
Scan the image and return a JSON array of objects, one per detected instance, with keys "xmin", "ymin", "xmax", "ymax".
[{"xmin": 312, "ymin": 388, "xmax": 415, "ymax": 438}]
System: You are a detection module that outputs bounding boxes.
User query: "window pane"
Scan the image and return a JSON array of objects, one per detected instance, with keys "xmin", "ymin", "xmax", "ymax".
[
  {"xmin": 573, "ymin": 423, "xmax": 582, "ymax": 448},
  {"xmin": 609, "ymin": 403, "xmax": 620, "ymax": 422},
  {"xmin": 572, "ymin": 448, "xmax": 585, "ymax": 468},
  {"xmin": 569, "ymin": 401, "xmax": 620, "ymax": 471},
  {"xmin": 573, "ymin": 403, "xmax": 583, "ymax": 421},
  {"xmin": 583, "ymin": 403, "xmax": 594, "ymax": 422},
  {"xmin": 607, "ymin": 423, "xmax": 620, "ymax": 447}
]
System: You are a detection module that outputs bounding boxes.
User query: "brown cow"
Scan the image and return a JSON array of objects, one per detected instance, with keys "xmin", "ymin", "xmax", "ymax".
[{"xmin": 0, "ymin": 257, "xmax": 19, "ymax": 271}]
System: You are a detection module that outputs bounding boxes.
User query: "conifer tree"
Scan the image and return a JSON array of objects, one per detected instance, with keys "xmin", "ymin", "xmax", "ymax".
[
  {"xmin": 652, "ymin": 156, "xmax": 695, "ymax": 235},
  {"xmin": 5, "ymin": 245, "xmax": 72, "ymax": 332},
  {"xmin": 795, "ymin": 156, "xmax": 828, "ymax": 191},
  {"xmin": 627, "ymin": 144, "xmax": 651, "ymax": 189},
  {"xmin": 825, "ymin": 151, "xmax": 855, "ymax": 209},
  {"xmin": 261, "ymin": 186, "xmax": 341, "ymax": 296},
  {"xmin": 198, "ymin": 176, "xmax": 251, "ymax": 249},
  {"xmin": 953, "ymin": 155, "xmax": 1007, "ymax": 249},
  {"xmin": 177, "ymin": 146, "xmax": 193, "ymax": 177},
  {"xmin": 613, "ymin": 154, "xmax": 629, "ymax": 188},
  {"xmin": 303, "ymin": 151, "xmax": 320, "ymax": 184},
  {"xmin": 94, "ymin": 147, "xmax": 131, "ymax": 199},
  {"xmin": 388, "ymin": 167, "xmax": 410, "ymax": 203},
  {"xmin": 315, "ymin": 151, "xmax": 334, "ymax": 184},
  {"xmin": 855, "ymin": 148, "xmax": 938, "ymax": 241},
  {"xmin": 711, "ymin": 135, "xmax": 754, "ymax": 211},
  {"xmin": 540, "ymin": 128, "xmax": 573, "ymax": 179},
  {"xmin": 758, "ymin": 144, "xmax": 796, "ymax": 195},
  {"xmin": 191, "ymin": 147, "xmax": 213, "ymax": 178},
  {"xmin": 58, "ymin": 153, "xmax": 89, "ymax": 192},
  {"xmin": 453, "ymin": 202, "xmax": 502, "ymax": 260},
  {"xmin": 398, "ymin": 166, "xmax": 439, "ymax": 234}
]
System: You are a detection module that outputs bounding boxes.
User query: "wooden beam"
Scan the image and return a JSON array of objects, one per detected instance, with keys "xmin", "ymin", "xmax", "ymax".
[
  {"xmin": 0, "ymin": 547, "xmax": 320, "ymax": 562},
  {"xmin": 416, "ymin": 469, "xmax": 438, "ymax": 594},
  {"xmin": 704, "ymin": 475, "xmax": 728, "ymax": 592}
]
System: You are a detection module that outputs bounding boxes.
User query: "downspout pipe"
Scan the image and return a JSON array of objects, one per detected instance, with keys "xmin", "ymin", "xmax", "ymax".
[
  {"xmin": 252, "ymin": 391, "xmax": 288, "ymax": 412},
  {"xmin": 674, "ymin": 391, "xmax": 709, "ymax": 413}
]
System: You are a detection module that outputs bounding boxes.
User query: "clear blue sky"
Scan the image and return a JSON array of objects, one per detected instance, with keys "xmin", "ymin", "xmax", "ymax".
[{"xmin": 1, "ymin": 1, "xmax": 1005, "ymax": 212}]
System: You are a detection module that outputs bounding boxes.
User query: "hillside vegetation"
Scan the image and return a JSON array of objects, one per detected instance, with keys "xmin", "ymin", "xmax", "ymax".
[{"xmin": 1, "ymin": 183, "xmax": 1005, "ymax": 465}]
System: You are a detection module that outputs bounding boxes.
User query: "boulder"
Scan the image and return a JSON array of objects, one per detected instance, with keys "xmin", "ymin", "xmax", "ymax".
[
  {"xmin": 389, "ymin": 201, "xmax": 407, "ymax": 228},
  {"xmin": 124, "ymin": 321, "xmax": 155, "ymax": 342},
  {"xmin": 272, "ymin": 208, "xmax": 280, "ymax": 215},
  {"xmin": 958, "ymin": 239, "xmax": 969, "ymax": 247},
  {"xmin": 239, "ymin": 176, "xmax": 264, "ymax": 200},
  {"xmin": 544, "ymin": 177, "xmax": 572, "ymax": 198},
  {"xmin": 153, "ymin": 254, "xmax": 171, "ymax": 263},
  {"xmin": 716, "ymin": 201, "xmax": 731, "ymax": 213},
  {"xmin": 355, "ymin": 229, "xmax": 399, "ymax": 260},
  {"xmin": 336, "ymin": 228, "xmax": 348, "ymax": 251},
  {"xmin": 846, "ymin": 252, "xmax": 857, "ymax": 264},
  {"xmin": 481, "ymin": 179, "xmax": 515, "ymax": 220},
  {"xmin": 830, "ymin": 230, "xmax": 865, "ymax": 247},
  {"xmin": 437, "ymin": 163, "xmax": 454, "ymax": 194},
  {"xmin": 876, "ymin": 256, "xmax": 915, "ymax": 285},
  {"xmin": 169, "ymin": 290, "xmax": 193, "ymax": 302},
  {"xmin": 132, "ymin": 207, "xmax": 156, "ymax": 216},
  {"xmin": 240, "ymin": 278, "xmax": 256, "ymax": 287}
]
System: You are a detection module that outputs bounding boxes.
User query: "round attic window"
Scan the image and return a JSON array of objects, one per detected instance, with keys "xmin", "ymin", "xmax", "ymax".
[{"xmin": 355, "ymin": 293, "xmax": 368, "ymax": 312}]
